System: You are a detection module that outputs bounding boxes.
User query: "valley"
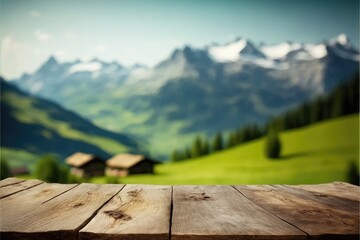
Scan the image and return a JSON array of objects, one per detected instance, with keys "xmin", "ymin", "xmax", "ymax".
[{"xmin": 11, "ymin": 34, "xmax": 359, "ymax": 159}]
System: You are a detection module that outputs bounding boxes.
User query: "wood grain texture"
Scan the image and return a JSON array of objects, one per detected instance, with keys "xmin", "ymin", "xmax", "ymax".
[
  {"xmin": 79, "ymin": 184, "xmax": 172, "ymax": 240},
  {"xmin": 0, "ymin": 179, "xmax": 43, "ymax": 199},
  {"xmin": 1, "ymin": 181, "xmax": 359, "ymax": 240},
  {"xmin": 277, "ymin": 184, "xmax": 359, "ymax": 213},
  {"xmin": 0, "ymin": 177, "xmax": 25, "ymax": 187},
  {"xmin": 234, "ymin": 185, "xmax": 360, "ymax": 240},
  {"xmin": 288, "ymin": 182, "xmax": 360, "ymax": 202},
  {"xmin": 0, "ymin": 182, "xmax": 78, "ymax": 239},
  {"xmin": 171, "ymin": 185, "xmax": 306, "ymax": 240},
  {"xmin": 1, "ymin": 183, "xmax": 123, "ymax": 240}
]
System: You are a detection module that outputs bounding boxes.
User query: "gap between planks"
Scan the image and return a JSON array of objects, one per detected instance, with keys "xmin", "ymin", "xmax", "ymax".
[
  {"xmin": 76, "ymin": 184, "xmax": 127, "ymax": 240},
  {"xmin": 1, "ymin": 179, "xmax": 359, "ymax": 240},
  {"xmin": 231, "ymin": 185, "xmax": 310, "ymax": 238},
  {"xmin": 0, "ymin": 178, "xmax": 26, "ymax": 188},
  {"xmin": 169, "ymin": 185, "xmax": 173, "ymax": 240},
  {"xmin": 42, "ymin": 183, "xmax": 81, "ymax": 204},
  {"xmin": 233, "ymin": 184, "xmax": 359, "ymax": 240},
  {"xmin": 276, "ymin": 184, "xmax": 359, "ymax": 213},
  {"xmin": 1, "ymin": 182, "xmax": 126, "ymax": 240},
  {"xmin": 79, "ymin": 184, "xmax": 172, "ymax": 240},
  {"xmin": 0, "ymin": 179, "xmax": 44, "ymax": 199}
]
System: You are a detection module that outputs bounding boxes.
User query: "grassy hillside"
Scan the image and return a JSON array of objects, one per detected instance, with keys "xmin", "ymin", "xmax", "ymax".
[
  {"xmin": 93, "ymin": 114, "xmax": 359, "ymax": 184},
  {"xmin": 1, "ymin": 79, "xmax": 142, "ymax": 167}
]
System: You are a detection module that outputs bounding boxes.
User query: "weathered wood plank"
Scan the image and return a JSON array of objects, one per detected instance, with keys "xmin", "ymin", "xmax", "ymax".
[
  {"xmin": 277, "ymin": 184, "xmax": 359, "ymax": 213},
  {"xmin": 234, "ymin": 185, "xmax": 360, "ymax": 240},
  {"xmin": 0, "ymin": 179, "xmax": 43, "ymax": 199},
  {"xmin": 0, "ymin": 182, "xmax": 78, "ymax": 239},
  {"xmin": 288, "ymin": 182, "xmax": 360, "ymax": 202},
  {"xmin": 79, "ymin": 184, "xmax": 172, "ymax": 240},
  {"xmin": 171, "ymin": 185, "xmax": 306, "ymax": 240},
  {"xmin": 0, "ymin": 177, "xmax": 25, "ymax": 187},
  {"xmin": 0, "ymin": 182, "xmax": 77, "ymax": 206},
  {"xmin": 1, "ymin": 183, "xmax": 124, "ymax": 240}
]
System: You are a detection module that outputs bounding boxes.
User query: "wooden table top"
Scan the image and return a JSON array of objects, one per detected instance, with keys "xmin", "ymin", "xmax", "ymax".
[{"xmin": 0, "ymin": 178, "xmax": 359, "ymax": 240}]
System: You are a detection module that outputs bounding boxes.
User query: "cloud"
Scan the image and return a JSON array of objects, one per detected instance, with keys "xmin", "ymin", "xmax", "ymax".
[
  {"xmin": 55, "ymin": 50, "xmax": 68, "ymax": 58},
  {"xmin": 227, "ymin": 34, "xmax": 235, "ymax": 41},
  {"xmin": 30, "ymin": 10, "xmax": 41, "ymax": 17},
  {"xmin": 0, "ymin": 36, "xmax": 46, "ymax": 79},
  {"xmin": 34, "ymin": 30, "xmax": 50, "ymax": 42},
  {"xmin": 1, "ymin": 36, "xmax": 27, "ymax": 58},
  {"xmin": 63, "ymin": 31, "xmax": 78, "ymax": 40},
  {"xmin": 169, "ymin": 38, "xmax": 185, "ymax": 48},
  {"xmin": 96, "ymin": 44, "xmax": 107, "ymax": 52},
  {"xmin": 69, "ymin": 62, "xmax": 102, "ymax": 73}
]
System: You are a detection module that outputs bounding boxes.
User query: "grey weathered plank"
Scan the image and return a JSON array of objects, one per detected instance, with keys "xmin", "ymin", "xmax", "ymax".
[
  {"xmin": 171, "ymin": 185, "xmax": 306, "ymax": 240},
  {"xmin": 0, "ymin": 179, "xmax": 43, "ymax": 199},
  {"xmin": 0, "ymin": 177, "xmax": 25, "ymax": 187},
  {"xmin": 234, "ymin": 185, "xmax": 360, "ymax": 240},
  {"xmin": 288, "ymin": 182, "xmax": 360, "ymax": 202},
  {"xmin": 1, "ymin": 183, "xmax": 124, "ymax": 240},
  {"xmin": 80, "ymin": 184, "xmax": 172, "ymax": 240},
  {"xmin": 277, "ymin": 184, "xmax": 359, "ymax": 213}
]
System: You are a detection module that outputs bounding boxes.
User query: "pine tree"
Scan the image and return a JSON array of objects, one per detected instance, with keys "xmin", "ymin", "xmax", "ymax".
[
  {"xmin": 235, "ymin": 129, "xmax": 245, "ymax": 144},
  {"xmin": 185, "ymin": 147, "xmax": 192, "ymax": 159},
  {"xmin": 191, "ymin": 135, "xmax": 203, "ymax": 158},
  {"xmin": 212, "ymin": 132, "xmax": 223, "ymax": 152},
  {"xmin": 265, "ymin": 128, "xmax": 281, "ymax": 159},
  {"xmin": 202, "ymin": 140, "xmax": 210, "ymax": 155},
  {"xmin": 348, "ymin": 161, "xmax": 359, "ymax": 186},
  {"xmin": 171, "ymin": 150, "xmax": 179, "ymax": 162},
  {"xmin": 1, "ymin": 159, "xmax": 10, "ymax": 180},
  {"xmin": 227, "ymin": 132, "xmax": 237, "ymax": 148}
]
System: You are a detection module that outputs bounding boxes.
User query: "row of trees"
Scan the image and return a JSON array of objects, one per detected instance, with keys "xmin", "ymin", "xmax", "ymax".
[
  {"xmin": 171, "ymin": 73, "xmax": 359, "ymax": 162},
  {"xmin": 171, "ymin": 133, "xmax": 224, "ymax": 161},
  {"xmin": 171, "ymin": 123, "xmax": 268, "ymax": 162},
  {"xmin": 268, "ymin": 73, "xmax": 359, "ymax": 131}
]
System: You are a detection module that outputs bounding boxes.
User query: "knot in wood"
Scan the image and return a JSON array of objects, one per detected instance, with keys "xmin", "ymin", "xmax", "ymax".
[
  {"xmin": 71, "ymin": 202, "xmax": 84, "ymax": 208},
  {"xmin": 186, "ymin": 192, "xmax": 211, "ymax": 201},
  {"xmin": 127, "ymin": 189, "xmax": 142, "ymax": 197},
  {"xmin": 104, "ymin": 210, "xmax": 132, "ymax": 221}
]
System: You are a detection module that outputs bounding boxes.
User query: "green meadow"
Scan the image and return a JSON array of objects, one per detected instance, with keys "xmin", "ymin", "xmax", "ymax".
[
  {"xmin": 1, "ymin": 91, "xmax": 129, "ymax": 158},
  {"xmin": 92, "ymin": 114, "xmax": 359, "ymax": 184}
]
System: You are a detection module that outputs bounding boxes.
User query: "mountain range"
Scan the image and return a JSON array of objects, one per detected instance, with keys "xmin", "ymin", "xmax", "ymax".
[{"xmin": 10, "ymin": 34, "xmax": 360, "ymax": 159}]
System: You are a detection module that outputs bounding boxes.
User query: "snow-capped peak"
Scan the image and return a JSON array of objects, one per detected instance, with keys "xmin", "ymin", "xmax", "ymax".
[
  {"xmin": 208, "ymin": 39, "xmax": 246, "ymax": 62},
  {"xmin": 305, "ymin": 43, "xmax": 327, "ymax": 59},
  {"xmin": 260, "ymin": 42, "xmax": 302, "ymax": 59},
  {"xmin": 327, "ymin": 34, "xmax": 359, "ymax": 61},
  {"xmin": 68, "ymin": 61, "xmax": 102, "ymax": 74},
  {"xmin": 208, "ymin": 38, "xmax": 265, "ymax": 62},
  {"xmin": 330, "ymin": 33, "xmax": 350, "ymax": 47}
]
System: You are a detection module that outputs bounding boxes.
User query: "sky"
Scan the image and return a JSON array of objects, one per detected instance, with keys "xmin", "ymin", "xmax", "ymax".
[{"xmin": 0, "ymin": 0, "xmax": 359, "ymax": 79}]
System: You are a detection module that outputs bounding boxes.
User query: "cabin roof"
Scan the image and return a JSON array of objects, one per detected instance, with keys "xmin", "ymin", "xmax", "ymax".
[
  {"xmin": 107, "ymin": 153, "xmax": 149, "ymax": 168},
  {"xmin": 66, "ymin": 152, "xmax": 97, "ymax": 167},
  {"xmin": 10, "ymin": 167, "xmax": 29, "ymax": 175}
]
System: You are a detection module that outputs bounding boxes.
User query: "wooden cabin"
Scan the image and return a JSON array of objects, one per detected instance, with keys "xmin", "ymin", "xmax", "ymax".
[
  {"xmin": 106, "ymin": 154, "xmax": 155, "ymax": 177},
  {"xmin": 65, "ymin": 152, "xmax": 105, "ymax": 177}
]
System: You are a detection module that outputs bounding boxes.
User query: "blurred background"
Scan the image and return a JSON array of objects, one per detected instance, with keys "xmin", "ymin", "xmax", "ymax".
[{"xmin": 0, "ymin": 0, "xmax": 359, "ymax": 185}]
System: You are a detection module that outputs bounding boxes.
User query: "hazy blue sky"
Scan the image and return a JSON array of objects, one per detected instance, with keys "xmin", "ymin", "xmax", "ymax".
[{"xmin": 0, "ymin": 0, "xmax": 359, "ymax": 79}]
